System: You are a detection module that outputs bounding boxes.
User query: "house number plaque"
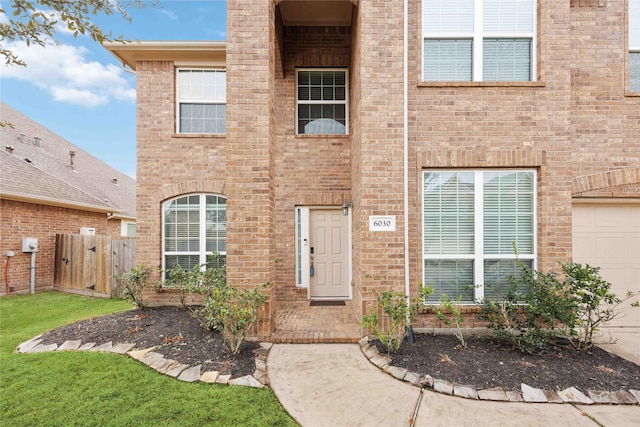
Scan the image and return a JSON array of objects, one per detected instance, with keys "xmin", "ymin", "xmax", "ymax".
[{"xmin": 369, "ymin": 215, "xmax": 396, "ymax": 232}]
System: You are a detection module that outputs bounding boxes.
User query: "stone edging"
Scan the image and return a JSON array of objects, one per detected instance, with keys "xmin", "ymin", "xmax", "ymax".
[
  {"xmin": 358, "ymin": 336, "xmax": 640, "ymax": 405},
  {"xmin": 15, "ymin": 335, "xmax": 272, "ymax": 388}
]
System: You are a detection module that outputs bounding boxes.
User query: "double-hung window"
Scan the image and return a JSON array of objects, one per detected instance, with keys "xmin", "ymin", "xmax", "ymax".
[
  {"xmin": 121, "ymin": 221, "xmax": 136, "ymax": 237},
  {"xmin": 177, "ymin": 69, "xmax": 226, "ymax": 134},
  {"xmin": 296, "ymin": 69, "xmax": 348, "ymax": 135},
  {"xmin": 630, "ymin": 0, "xmax": 640, "ymax": 91},
  {"xmin": 163, "ymin": 194, "xmax": 226, "ymax": 274},
  {"xmin": 422, "ymin": 0, "xmax": 536, "ymax": 82},
  {"xmin": 422, "ymin": 170, "xmax": 536, "ymax": 303}
]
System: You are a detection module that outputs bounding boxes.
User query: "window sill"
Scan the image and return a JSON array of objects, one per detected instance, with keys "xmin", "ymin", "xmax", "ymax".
[
  {"xmin": 295, "ymin": 134, "xmax": 350, "ymax": 139},
  {"xmin": 418, "ymin": 81, "xmax": 546, "ymax": 88},
  {"xmin": 419, "ymin": 305, "xmax": 482, "ymax": 314},
  {"xmin": 171, "ymin": 133, "xmax": 226, "ymax": 138},
  {"xmin": 624, "ymin": 91, "xmax": 640, "ymax": 97},
  {"xmin": 155, "ymin": 286, "xmax": 181, "ymax": 294}
]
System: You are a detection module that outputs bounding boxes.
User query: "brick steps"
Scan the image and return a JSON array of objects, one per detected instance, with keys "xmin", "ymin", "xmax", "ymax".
[
  {"xmin": 272, "ymin": 300, "xmax": 362, "ymax": 343},
  {"xmin": 271, "ymin": 331, "xmax": 362, "ymax": 344}
]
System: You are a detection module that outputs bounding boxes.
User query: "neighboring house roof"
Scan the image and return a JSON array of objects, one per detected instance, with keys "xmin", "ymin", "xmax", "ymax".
[{"xmin": 0, "ymin": 103, "xmax": 136, "ymax": 219}]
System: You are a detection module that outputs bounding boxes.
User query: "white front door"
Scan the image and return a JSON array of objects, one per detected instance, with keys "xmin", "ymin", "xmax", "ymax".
[{"xmin": 309, "ymin": 209, "xmax": 350, "ymax": 299}]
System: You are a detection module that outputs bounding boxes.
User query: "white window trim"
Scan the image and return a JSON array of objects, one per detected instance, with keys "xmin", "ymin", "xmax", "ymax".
[
  {"xmin": 162, "ymin": 194, "xmax": 227, "ymax": 278},
  {"xmin": 120, "ymin": 221, "xmax": 136, "ymax": 237},
  {"xmin": 422, "ymin": 0, "xmax": 537, "ymax": 82},
  {"xmin": 295, "ymin": 207, "xmax": 311, "ymax": 288},
  {"xmin": 630, "ymin": 0, "xmax": 640, "ymax": 91},
  {"xmin": 295, "ymin": 68, "xmax": 349, "ymax": 135},
  {"xmin": 421, "ymin": 169, "xmax": 538, "ymax": 303},
  {"xmin": 175, "ymin": 68, "xmax": 226, "ymax": 134}
]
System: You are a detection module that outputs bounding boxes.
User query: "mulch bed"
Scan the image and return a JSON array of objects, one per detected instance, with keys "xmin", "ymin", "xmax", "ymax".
[
  {"xmin": 36, "ymin": 306, "xmax": 259, "ymax": 378},
  {"xmin": 35, "ymin": 306, "xmax": 640, "ymax": 392},
  {"xmin": 373, "ymin": 333, "xmax": 640, "ymax": 392}
]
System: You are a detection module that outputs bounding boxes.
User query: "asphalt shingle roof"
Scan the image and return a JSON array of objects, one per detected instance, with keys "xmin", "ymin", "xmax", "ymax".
[{"xmin": 0, "ymin": 103, "xmax": 136, "ymax": 218}]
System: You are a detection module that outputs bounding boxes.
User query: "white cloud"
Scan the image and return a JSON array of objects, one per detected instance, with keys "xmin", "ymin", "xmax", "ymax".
[
  {"xmin": 50, "ymin": 87, "xmax": 108, "ymax": 107},
  {"xmin": 1, "ymin": 41, "xmax": 135, "ymax": 107},
  {"xmin": 158, "ymin": 9, "xmax": 178, "ymax": 20}
]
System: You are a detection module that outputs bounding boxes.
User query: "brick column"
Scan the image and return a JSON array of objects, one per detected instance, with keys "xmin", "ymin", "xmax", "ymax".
[
  {"xmin": 353, "ymin": 0, "xmax": 407, "ymax": 315},
  {"xmin": 226, "ymin": 0, "xmax": 276, "ymax": 339}
]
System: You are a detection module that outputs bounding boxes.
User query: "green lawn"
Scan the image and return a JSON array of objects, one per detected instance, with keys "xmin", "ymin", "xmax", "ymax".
[{"xmin": 0, "ymin": 292, "xmax": 297, "ymax": 426}]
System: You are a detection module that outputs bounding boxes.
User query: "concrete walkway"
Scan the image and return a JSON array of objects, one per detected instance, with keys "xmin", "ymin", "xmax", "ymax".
[{"xmin": 268, "ymin": 344, "xmax": 640, "ymax": 427}]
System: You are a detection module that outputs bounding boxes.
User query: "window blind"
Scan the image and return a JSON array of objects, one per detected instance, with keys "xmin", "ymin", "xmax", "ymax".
[
  {"xmin": 423, "ymin": 170, "xmax": 536, "ymax": 303},
  {"xmin": 179, "ymin": 104, "xmax": 226, "ymax": 134},
  {"xmin": 483, "ymin": 39, "xmax": 531, "ymax": 81},
  {"xmin": 483, "ymin": 0, "xmax": 534, "ymax": 33},
  {"xmin": 630, "ymin": 0, "xmax": 640, "ymax": 49},
  {"xmin": 631, "ymin": 53, "xmax": 640, "ymax": 91},
  {"xmin": 423, "ymin": 0, "xmax": 474, "ymax": 33},
  {"xmin": 483, "ymin": 171, "xmax": 534, "ymax": 255},
  {"xmin": 205, "ymin": 195, "xmax": 226, "ymax": 253},
  {"xmin": 424, "ymin": 260, "xmax": 475, "ymax": 303},
  {"xmin": 483, "ymin": 259, "xmax": 531, "ymax": 301},
  {"xmin": 424, "ymin": 40, "xmax": 473, "ymax": 81},
  {"xmin": 163, "ymin": 194, "xmax": 227, "ymax": 276},
  {"xmin": 178, "ymin": 69, "xmax": 226, "ymax": 102},
  {"xmin": 424, "ymin": 172, "xmax": 475, "ymax": 254},
  {"xmin": 177, "ymin": 70, "xmax": 226, "ymax": 134},
  {"xmin": 165, "ymin": 255, "xmax": 201, "ymax": 271}
]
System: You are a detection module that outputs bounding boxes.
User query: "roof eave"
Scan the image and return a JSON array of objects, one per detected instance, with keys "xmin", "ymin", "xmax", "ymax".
[
  {"xmin": 103, "ymin": 41, "xmax": 227, "ymax": 71},
  {"xmin": 1, "ymin": 192, "xmax": 121, "ymax": 215},
  {"xmin": 109, "ymin": 213, "xmax": 136, "ymax": 221}
]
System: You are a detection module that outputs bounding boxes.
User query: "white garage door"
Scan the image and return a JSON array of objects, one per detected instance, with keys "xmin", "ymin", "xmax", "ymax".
[{"xmin": 573, "ymin": 203, "xmax": 640, "ymax": 330}]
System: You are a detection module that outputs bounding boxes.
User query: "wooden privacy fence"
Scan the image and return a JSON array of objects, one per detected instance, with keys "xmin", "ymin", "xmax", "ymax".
[{"xmin": 54, "ymin": 234, "xmax": 135, "ymax": 298}]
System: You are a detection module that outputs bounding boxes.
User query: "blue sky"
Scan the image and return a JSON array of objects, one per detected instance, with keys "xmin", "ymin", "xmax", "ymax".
[{"xmin": 1, "ymin": 0, "xmax": 227, "ymax": 178}]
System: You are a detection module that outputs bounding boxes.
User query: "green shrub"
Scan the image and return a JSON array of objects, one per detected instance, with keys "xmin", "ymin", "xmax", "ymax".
[
  {"xmin": 561, "ymin": 262, "xmax": 638, "ymax": 350},
  {"xmin": 480, "ymin": 260, "xmax": 572, "ymax": 353},
  {"xmin": 361, "ymin": 286, "xmax": 432, "ymax": 354},
  {"xmin": 163, "ymin": 253, "xmax": 227, "ymax": 308},
  {"xmin": 164, "ymin": 253, "xmax": 268, "ymax": 354},
  {"xmin": 162, "ymin": 264, "xmax": 197, "ymax": 309},
  {"xmin": 432, "ymin": 293, "xmax": 466, "ymax": 347},
  {"xmin": 198, "ymin": 283, "xmax": 269, "ymax": 354},
  {"xmin": 480, "ymin": 259, "xmax": 639, "ymax": 353},
  {"xmin": 118, "ymin": 264, "xmax": 154, "ymax": 309}
]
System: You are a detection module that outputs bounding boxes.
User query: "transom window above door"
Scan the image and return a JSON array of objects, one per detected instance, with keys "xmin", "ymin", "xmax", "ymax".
[
  {"xmin": 422, "ymin": 0, "xmax": 536, "ymax": 82},
  {"xmin": 296, "ymin": 69, "xmax": 348, "ymax": 135}
]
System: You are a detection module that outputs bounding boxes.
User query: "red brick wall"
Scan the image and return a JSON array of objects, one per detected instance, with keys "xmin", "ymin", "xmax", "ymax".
[
  {"xmin": 273, "ymin": 25, "xmax": 353, "ymax": 302},
  {"xmin": 130, "ymin": 0, "xmax": 639, "ymax": 333},
  {"xmin": 356, "ymin": 0, "xmax": 408, "ymax": 315},
  {"xmin": 570, "ymin": 0, "xmax": 640, "ymax": 198},
  {"xmin": 226, "ymin": 0, "xmax": 277, "ymax": 338},
  {"xmin": 0, "ymin": 199, "xmax": 122, "ymax": 295},
  {"xmin": 407, "ymin": 0, "xmax": 574, "ymax": 284},
  {"xmin": 134, "ymin": 60, "xmax": 228, "ymax": 306}
]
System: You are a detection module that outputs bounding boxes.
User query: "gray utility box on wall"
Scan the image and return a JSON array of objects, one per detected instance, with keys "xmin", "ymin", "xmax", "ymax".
[{"xmin": 22, "ymin": 238, "xmax": 38, "ymax": 252}]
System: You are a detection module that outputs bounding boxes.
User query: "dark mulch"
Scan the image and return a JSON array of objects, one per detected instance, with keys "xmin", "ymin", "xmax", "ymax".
[
  {"xmin": 36, "ymin": 307, "xmax": 640, "ymax": 392},
  {"xmin": 37, "ymin": 306, "xmax": 259, "ymax": 378},
  {"xmin": 373, "ymin": 332, "xmax": 640, "ymax": 392}
]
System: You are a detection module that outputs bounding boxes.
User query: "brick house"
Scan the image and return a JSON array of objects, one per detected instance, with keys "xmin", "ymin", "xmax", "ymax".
[
  {"xmin": 0, "ymin": 103, "xmax": 136, "ymax": 295},
  {"xmin": 105, "ymin": 0, "xmax": 639, "ymax": 342}
]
